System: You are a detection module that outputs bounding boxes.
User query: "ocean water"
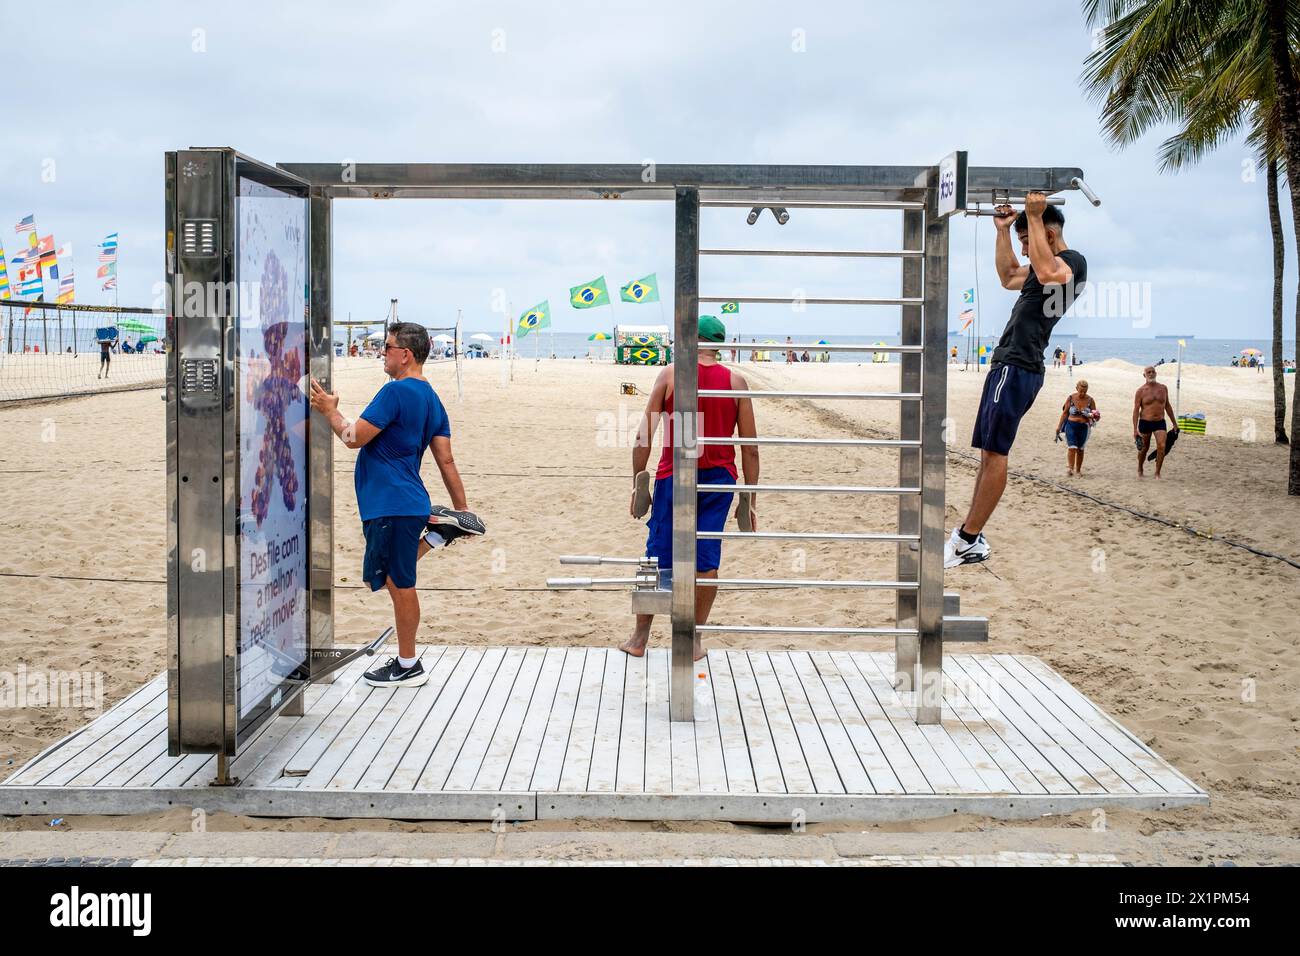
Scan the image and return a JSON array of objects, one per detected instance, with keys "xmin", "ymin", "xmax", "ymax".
[{"xmin": 497, "ymin": 331, "xmax": 1297, "ymax": 368}]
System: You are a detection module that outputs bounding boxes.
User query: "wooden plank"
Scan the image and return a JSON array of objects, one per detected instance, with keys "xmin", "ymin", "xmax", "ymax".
[
  {"xmin": 148, "ymin": 752, "xmax": 213, "ymax": 789},
  {"xmin": 973, "ymin": 656, "xmax": 1132, "ymax": 794},
  {"xmin": 63, "ymin": 710, "xmax": 166, "ymax": 787},
  {"xmin": 692, "ymin": 657, "xmax": 729, "ymax": 793},
  {"xmin": 671, "ymin": 712, "xmax": 699, "ymax": 793},
  {"xmin": 81, "ymin": 720, "xmax": 169, "ymax": 789},
  {"xmin": 526, "ymin": 648, "xmax": 587, "ymax": 792},
  {"xmin": 725, "ymin": 650, "xmax": 787, "ymax": 793},
  {"xmin": 869, "ymin": 652, "xmax": 1013, "ymax": 793},
  {"xmin": 557, "ymin": 648, "xmax": 609, "ymax": 792},
  {"xmin": 417, "ymin": 647, "xmax": 509, "ymax": 791},
  {"xmin": 806, "ymin": 652, "xmax": 906, "ymax": 794},
  {"xmin": 854, "ymin": 653, "xmax": 990, "ymax": 793},
  {"xmin": 745, "ymin": 651, "xmax": 813, "ymax": 794},
  {"xmin": 771, "ymin": 652, "xmax": 854, "ymax": 793},
  {"xmin": 615, "ymin": 652, "xmax": 647, "ymax": 793},
  {"xmin": 937, "ymin": 656, "xmax": 1046, "ymax": 795},
  {"xmin": 33, "ymin": 692, "xmax": 169, "ymax": 788},
  {"xmin": 704, "ymin": 651, "xmax": 757, "ymax": 793},
  {"xmin": 385, "ymin": 648, "xmax": 487, "ymax": 791},
  {"xmin": 442, "ymin": 648, "xmax": 530, "ymax": 791},
  {"xmin": 944, "ymin": 655, "xmax": 1074, "ymax": 795},
  {"xmin": 323, "ymin": 648, "xmax": 449, "ymax": 791},
  {"xmin": 788, "ymin": 652, "xmax": 875, "ymax": 794},
  {"xmin": 586, "ymin": 649, "xmax": 627, "ymax": 793},
  {"xmin": 353, "ymin": 647, "xmax": 465, "ymax": 791},
  {"xmin": 1014, "ymin": 655, "xmax": 1196, "ymax": 794},
  {"xmin": 4, "ymin": 677, "xmax": 166, "ymax": 786},
  {"xmin": 496, "ymin": 647, "xmax": 566, "ymax": 792},
  {"xmin": 830, "ymin": 651, "xmax": 954, "ymax": 793},
  {"xmin": 472, "ymin": 648, "xmax": 549, "ymax": 792},
  {"xmin": 643, "ymin": 649, "xmax": 672, "ymax": 793},
  {"xmin": 953, "ymin": 655, "xmax": 1105, "ymax": 794}
]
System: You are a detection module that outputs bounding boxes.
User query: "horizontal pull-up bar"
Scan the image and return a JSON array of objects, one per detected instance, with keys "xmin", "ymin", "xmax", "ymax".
[
  {"xmin": 697, "ymin": 436, "xmax": 918, "ymax": 447},
  {"xmin": 701, "ymin": 342, "xmax": 923, "ymax": 353},
  {"xmin": 698, "ymin": 295, "xmax": 923, "ymax": 306},
  {"xmin": 699, "ymin": 389, "xmax": 922, "ymax": 400},
  {"xmin": 546, "ymin": 576, "xmax": 641, "ymax": 588},
  {"xmin": 558, "ymin": 555, "xmax": 651, "ymax": 566},
  {"xmin": 697, "ymin": 624, "xmax": 919, "ymax": 636},
  {"xmin": 706, "ymin": 483, "xmax": 921, "ymax": 495},
  {"xmin": 701, "ymin": 199, "xmax": 924, "ymax": 210},
  {"xmin": 697, "ymin": 531, "xmax": 919, "ymax": 542},
  {"xmin": 700, "ymin": 247, "xmax": 924, "ymax": 258},
  {"xmin": 702, "ymin": 578, "xmax": 919, "ymax": 589}
]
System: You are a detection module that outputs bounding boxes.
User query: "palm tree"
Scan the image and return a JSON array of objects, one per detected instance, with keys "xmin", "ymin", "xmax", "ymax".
[{"xmin": 1082, "ymin": 0, "xmax": 1300, "ymax": 491}]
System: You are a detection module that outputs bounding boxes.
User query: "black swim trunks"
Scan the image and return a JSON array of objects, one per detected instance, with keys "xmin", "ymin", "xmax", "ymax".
[{"xmin": 1137, "ymin": 419, "xmax": 1167, "ymax": 435}]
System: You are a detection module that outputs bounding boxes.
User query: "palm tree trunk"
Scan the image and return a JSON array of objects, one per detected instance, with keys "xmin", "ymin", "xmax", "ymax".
[
  {"xmin": 1267, "ymin": 158, "xmax": 1289, "ymax": 443},
  {"xmin": 1267, "ymin": 0, "xmax": 1300, "ymax": 493}
]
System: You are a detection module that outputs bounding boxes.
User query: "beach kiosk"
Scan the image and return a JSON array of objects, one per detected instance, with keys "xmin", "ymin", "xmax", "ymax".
[{"xmin": 614, "ymin": 323, "xmax": 671, "ymax": 365}]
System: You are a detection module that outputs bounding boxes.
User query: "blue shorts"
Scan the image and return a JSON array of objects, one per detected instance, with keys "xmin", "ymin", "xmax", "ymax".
[
  {"xmin": 1063, "ymin": 420, "xmax": 1090, "ymax": 449},
  {"xmin": 972, "ymin": 363, "xmax": 1044, "ymax": 456},
  {"xmin": 645, "ymin": 466, "xmax": 735, "ymax": 584},
  {"xmin": 362, "ymin": 515, "xmax": 427, "ymax": 591}
]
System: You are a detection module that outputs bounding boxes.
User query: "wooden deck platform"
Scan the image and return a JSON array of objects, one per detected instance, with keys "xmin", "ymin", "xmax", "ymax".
[{"xmin": 0, "ymin": 647, "xmax": 1207, "ymax": 822}]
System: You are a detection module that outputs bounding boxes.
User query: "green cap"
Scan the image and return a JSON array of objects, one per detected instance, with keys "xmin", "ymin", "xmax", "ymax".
[{"xmin": 698, "ymin": 315, "xmax": 726, "ymax": 343}]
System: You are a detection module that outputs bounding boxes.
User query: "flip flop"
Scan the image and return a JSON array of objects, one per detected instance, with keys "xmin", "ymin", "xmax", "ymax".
[
  {"xmin": 736, "ymin": 492, "xmax": 754, "ymax": 532},
  {"xmin": 631, "ymin": 470, "xmax": 652, "ymax": 518}
]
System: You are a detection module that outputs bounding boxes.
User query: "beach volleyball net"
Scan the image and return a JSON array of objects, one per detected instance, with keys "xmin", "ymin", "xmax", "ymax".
[{"xmin": 0, "ymin": 300, "xmax": 167, "ymax": 403}]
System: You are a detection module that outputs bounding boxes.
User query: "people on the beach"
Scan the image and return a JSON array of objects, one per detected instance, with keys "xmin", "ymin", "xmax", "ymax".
[
  {"xmin": 945, "ymin": 193, "xmax": 1088, "ymax": 569},
  {"xmin": 622, "ymin": 315, "xmax": 757, "ymax": 661},
  {"xmin": 97, "ymin": 335, "xmax": 116, "ymax": 379},
  {"xmin": 1056, "ymin": 379, "xmax": 1098, "ymax": 475},
  {"xmin": 309, "ymin": 322, "xmax": 481, "ymax": 688},
  {"xmin": 1132, "ymin": 365, "xmax": 1179, "ymax": 478}
]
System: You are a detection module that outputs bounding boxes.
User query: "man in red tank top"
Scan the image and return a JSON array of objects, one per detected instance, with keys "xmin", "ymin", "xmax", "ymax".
[{"xmin": 621, "ymin": 316, "xmax": 759, "ymax": 660}]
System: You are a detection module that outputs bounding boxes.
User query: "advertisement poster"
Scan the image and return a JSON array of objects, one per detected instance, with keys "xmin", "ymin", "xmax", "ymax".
[{"xmin": 236, "ymin": 176, "xmax": 308, "ymax": 719}]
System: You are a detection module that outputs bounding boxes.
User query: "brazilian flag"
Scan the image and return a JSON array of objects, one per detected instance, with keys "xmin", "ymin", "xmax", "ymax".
[
  {"xmin": 620, "ymin": 273, "xmax": 659, "ymax": 304},
  {"xmin": 517, "ymin": 300, "xmax": 550, "ymax": 337},
  {"xmin": 720, "ymin": 301, "xmax": 740, "ymax": 314},
  {"xmin": 570, "ymin": 276, "xmax": 609, "ymax": 309}
]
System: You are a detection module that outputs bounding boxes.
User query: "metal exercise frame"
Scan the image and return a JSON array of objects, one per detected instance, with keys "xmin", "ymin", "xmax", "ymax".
[{"xmin": 170, "ymin": 153, "xmax": 1090, "ymax": 762}]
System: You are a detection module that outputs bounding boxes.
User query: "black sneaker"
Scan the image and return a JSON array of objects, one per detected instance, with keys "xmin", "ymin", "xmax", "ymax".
[
  {"xmin": 363, "ymin": 657, "xmax": 429, "ymax": 688},
  {"xmin": 426, "ymin": 505, "xmax": 486, "ymax": 544}
]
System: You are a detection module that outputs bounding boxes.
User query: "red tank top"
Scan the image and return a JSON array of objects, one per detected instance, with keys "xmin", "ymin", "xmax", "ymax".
[{"xmin": 656, "ymin": 362, "xmax": 739, "ymax": 479}]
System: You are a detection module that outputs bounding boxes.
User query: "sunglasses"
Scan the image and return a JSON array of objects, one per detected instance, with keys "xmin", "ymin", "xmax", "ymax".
[{"xmin": 381, "ymin": 343, "xmax": 410, "ymax": 355}]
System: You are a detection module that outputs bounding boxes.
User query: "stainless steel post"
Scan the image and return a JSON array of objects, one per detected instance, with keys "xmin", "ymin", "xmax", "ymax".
[
  {"xmin": 670, "ymin": 185, "xmax": 699, "ymax": 722},
  {"xmin": 894, "ymin": 207, "xmax": 924, "ymax": 689},
  {"xmin": 917, "ymin": 170, "xmax": 950, "ymax": 725},
  {"xmin": 307, "ymin": 186, "xmax": 335, "ymax": 687}
]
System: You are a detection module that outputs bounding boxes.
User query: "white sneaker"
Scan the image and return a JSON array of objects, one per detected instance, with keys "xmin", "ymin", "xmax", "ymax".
[{"xmin": 944, "ymin": 527, "xmax": 990, "ymax": 568}]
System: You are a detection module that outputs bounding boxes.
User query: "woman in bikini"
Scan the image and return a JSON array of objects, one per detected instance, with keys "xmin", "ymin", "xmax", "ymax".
[{"xmin": 1056, "ymin": 379, "xmax": 1097, "ymax": 476}]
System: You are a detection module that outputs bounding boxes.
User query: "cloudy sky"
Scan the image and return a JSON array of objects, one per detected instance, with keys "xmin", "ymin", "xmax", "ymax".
[{"xmin": 2, "ymin": 0, "xmax": 1289, "ymax": 341}]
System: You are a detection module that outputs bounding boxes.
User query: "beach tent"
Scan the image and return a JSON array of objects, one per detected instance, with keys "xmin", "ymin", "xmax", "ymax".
[
  {"xmin": 614, "ymin": 324, "xmax": 670, "ymax": 365},
  {"xmin": 871, "ymin": 341, "xmax": 890, "ymax": 363}
]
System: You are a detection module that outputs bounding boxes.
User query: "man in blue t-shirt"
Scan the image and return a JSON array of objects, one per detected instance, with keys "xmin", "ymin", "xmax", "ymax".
[
  {"xmin": 310, "ymin": 322, "xmax": 481, "ymax": 688},
  {"xmin": 946, "ymin": 193, "xmax": 1088, "ymax": 569}
]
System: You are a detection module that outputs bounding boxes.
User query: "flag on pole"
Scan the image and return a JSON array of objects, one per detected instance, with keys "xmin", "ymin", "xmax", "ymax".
[
  {"xmin": 619, "ymin": 273, "xmax": 659, "ymax": 303},
  {"xmin": 16, "ymin": 257, "xmax": 43, "ymax": 296},
  {"xmin": 55, "ymin": 244, "xmax": 74, "ymax": 303},
  {"xmin": 14, "ymin": 214, "xmax": 35, "ymax": 236},
  {"xmin": 102, "ymin": 276, "xmax": 117, "ymax": 290},
  {"xmin": 517, "ymin": 300, "xmax": 550, "ymax": 337},
  {"xmin": 720, "ymin": 301, "xmax": 740, "ymax": 314},
  {"xmin": 569, "ymin": 276, "xmax": 609, "ymax": 309},
  {"xmin": 962, "ymin": 288, "xmax": 975, "ymax": 304},
  {"xmin": 0, "ymin": 240, "xmax": 9, "ymax": 299},
  {"xmin": 959, "ymin": 308, "xmax": 974, "ymax": 331},
  {"xmin": 97, "ymin": 261, "xmax": 117, "ymax": 279}
]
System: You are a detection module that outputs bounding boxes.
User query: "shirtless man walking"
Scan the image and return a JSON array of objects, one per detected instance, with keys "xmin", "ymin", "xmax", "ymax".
[{"xmin": 1132, "ymin": 365, "xmax": 1179, "ymax": 478}]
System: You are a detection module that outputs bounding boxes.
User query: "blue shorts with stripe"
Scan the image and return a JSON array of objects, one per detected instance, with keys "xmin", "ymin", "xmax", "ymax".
[
  {"xmin": 644, "ymin": 466, "xmax": 735, "ymax": 586},
  {"xmin": 971, "ymin": 362, "xmax": 1044, "ymax": 456}
]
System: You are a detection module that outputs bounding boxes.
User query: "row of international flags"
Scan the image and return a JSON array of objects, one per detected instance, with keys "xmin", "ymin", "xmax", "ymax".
[
  {"xmin": 0, "ymin": 214, "xmax": 118, "ymax": 310},
  {"xmin": 515, "ymin": 272, "xmax": 740, "ymax": 337}
]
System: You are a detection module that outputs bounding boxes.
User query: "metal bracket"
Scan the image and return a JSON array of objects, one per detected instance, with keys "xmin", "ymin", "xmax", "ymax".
[
  {"xmin": 548, "ymin": 555, "xmax": 673, "ymax": 614},
  {"xmin": 305, "ymin": 626, "xmax": 394, "ymax": 683}
]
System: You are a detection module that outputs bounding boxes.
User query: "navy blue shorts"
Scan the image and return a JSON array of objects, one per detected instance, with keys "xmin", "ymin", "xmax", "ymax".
[
  {"xmin": 1063, "ymin": 420, "xmax": 1090, "ymax": 449},
  {"xmin": 972, "ymin": 363, "xmax": 1044, "ymax": 456},
  {"xmin": 362, "ymin": 515, "xmax": 427, "ymax": 591},
  {"xmin": 645, "ymin": 466, "xmax": 735, "ymax": 585}
]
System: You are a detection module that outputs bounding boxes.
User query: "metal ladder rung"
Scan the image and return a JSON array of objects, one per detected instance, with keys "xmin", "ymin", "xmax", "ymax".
[
  {"xmin": 703, "ymin": 342, "xmax": 923, "ymax": 353},
  {"xmin": 696, "ymin": 531, "xmax": 919, "ymax": 542},
  {"xmin": 698, "ymin": 295, "xmax": 923, "ymax": 307},
  {"xmin": 704, "ymin": 483, "xmax": 921, "ymax": 495},
  {"xmin": 700, "ymin": 248, "xmax": 924, "ymax": 259},
  {"xmin": 700, "ymin": 200, "xmax": 925, "ymax": 210},
  {"xmin": 699, "ymin": 389, "xmax": 922, "ymax": 401},
  {"xmin": 697, "ymin": 436, "xmax": 917, "ymax": 448},
  {"xmin": 698, "ymin": 625, "xmax": 919, "ymax": 636},
  {"xmin": 700, "ymin": 578, "xmax": 918, "ymax": 590}
]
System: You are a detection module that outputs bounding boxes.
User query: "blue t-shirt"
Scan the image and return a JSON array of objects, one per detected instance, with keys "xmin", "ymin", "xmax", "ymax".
[{"xmin": 354, "ymin": 377, "xmax": 450, "ymax": 520}]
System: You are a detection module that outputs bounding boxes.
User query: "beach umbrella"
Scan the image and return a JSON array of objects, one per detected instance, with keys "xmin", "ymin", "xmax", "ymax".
[
  {"xmin": 138, "ymin": 334, "xmax": 158, "ymax": 345},
  {"xmin": 588, "ymin": 332, "xmax": 612, "ymax": 340},
  {"xmin": 1241, "ymin": 348, "xmax": 1262, "ymax": 355},
  {"xmin": 365, "ymin": 329, "xmax": 384, "ymax": 341},
  {"xmin": 470, "ymin": 333, "xmax": 494, "ymax": 342},
  {"xmin": 432, "ymin": 333, "xmax": 453, "ymax": 343},
  {"xmin": 117, "ymin": 318, "xmax": 156, "ymax": 334},
  {"xmin": 817, "ymin": 339, "xmax": 828, "ymax": 345}
]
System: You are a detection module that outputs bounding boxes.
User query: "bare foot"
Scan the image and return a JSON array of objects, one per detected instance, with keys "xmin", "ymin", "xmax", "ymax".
[
  {"xmin": 619, "ymin": 636, "xmax": 648, "ymax": 657},
  {"xmin": 693, "ymin": 642, "xmax": 706, "ymax": 662}
]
